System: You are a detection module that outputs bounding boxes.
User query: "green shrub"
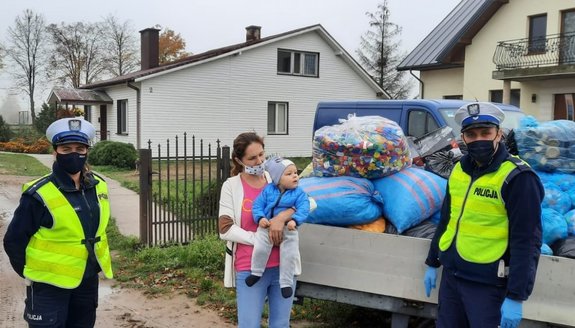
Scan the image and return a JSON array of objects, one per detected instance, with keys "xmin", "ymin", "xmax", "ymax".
[
  {"xmin": 0, "ymin": 115, "xmax": 13, "ymax": 142},
  {"xmin": 88, "ymin": 141, "xmax": 138, "ymax": 169}
]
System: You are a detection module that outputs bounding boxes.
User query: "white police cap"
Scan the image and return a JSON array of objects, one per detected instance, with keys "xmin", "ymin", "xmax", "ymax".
[
  {"xmin": 454, "ymin": 102, "xmax": 505, "ymax": 132},
  {"xmin": 46, "ymin": 117, "xmax": 96, "ymax": 146}
]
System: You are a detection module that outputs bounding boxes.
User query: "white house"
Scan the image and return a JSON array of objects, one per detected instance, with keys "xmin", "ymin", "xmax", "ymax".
[
  {"xmin": 398, "ymin": 0, "xmax": 575, "ymax": 121},
  {"xmin": 49, "ymin": 24, "xmax": 388, "ymax": 157}
]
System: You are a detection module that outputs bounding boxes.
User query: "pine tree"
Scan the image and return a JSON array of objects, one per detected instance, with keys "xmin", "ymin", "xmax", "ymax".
[{"xmin": 357, "ymin": 1, "xmax": 412, "ymax": 99}]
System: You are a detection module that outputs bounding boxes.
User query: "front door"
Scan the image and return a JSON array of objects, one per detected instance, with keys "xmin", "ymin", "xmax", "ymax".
[
  {"xmin": 554, "ymin": 94, "xmax": 575, "ymax": 120},
  {"xmin": 99, "ymin": 105, "xmax": 108, "ymax": 140}
]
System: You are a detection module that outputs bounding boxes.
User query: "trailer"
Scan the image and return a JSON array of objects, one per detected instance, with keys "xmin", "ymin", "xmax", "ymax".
[{"xmin": 295, "ymin": 223, "xmax": 575, "ymax": 328}]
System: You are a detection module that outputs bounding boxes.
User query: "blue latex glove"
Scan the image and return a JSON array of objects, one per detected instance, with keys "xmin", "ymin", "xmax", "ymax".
[
  {"xmin": 423, "ymin": 266, "xmax": 437, "ymax": 297},
  {"xmin": 500, "ymin": 298, "xmax": 523, "ymax": 328}
]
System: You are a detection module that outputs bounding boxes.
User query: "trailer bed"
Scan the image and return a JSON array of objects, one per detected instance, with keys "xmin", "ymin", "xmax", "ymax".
[{"xmin": 296, "ymin": 224, "xmax": 575, "ymax": 327}]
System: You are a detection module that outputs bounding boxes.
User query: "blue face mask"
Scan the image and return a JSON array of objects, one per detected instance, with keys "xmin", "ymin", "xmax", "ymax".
[{"xmin": 56, "ymin": 152, "xmax": 87, "ymax": 174}]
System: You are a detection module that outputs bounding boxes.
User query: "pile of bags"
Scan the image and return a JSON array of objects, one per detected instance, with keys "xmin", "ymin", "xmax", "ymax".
[
  {"xmin": 533, "ymin": 170, "xmax": 575, "ymax": 258},
  {"xmin": 506, "ymin": 116, "xmax": 575, "ymax": 258},
  {"xmin": 302, "ymin": 115, "xmax": 447, "ymax": 239},
  {"xmin": 515, "ymin": 116, "xmax": 575, "ymax": 173}
]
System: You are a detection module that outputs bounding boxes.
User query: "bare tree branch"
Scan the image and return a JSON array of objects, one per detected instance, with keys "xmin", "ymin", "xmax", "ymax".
[
  {"xmin": 4, "ymin": 9, "xmax": 48, "ymax": 123},
  {"xmin": 47, "ymin": 22, "xmax": 106, "ymax": 88},
  {"xmin": 102, "ymin": 15, "xmax": 139, "ymax": 77}
]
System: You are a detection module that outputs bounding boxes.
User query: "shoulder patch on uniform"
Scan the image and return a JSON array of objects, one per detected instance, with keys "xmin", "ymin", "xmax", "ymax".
[
  {"xmin": 506, "ymin": 156, "xmax": 530, "ymax": 172},
  {"xmin": 22, "ymin": 174, "xmax": 52, "ymax": 195},
  {"xmin": 91, "ymin": 172, "xmax": 106, "ymax": 182},
  {"xmin": 505, "ymin": 156, "xmax": 533, "ymax": 184}
]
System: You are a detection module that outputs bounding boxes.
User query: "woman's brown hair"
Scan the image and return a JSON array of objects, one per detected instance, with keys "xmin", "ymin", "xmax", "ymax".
[{"xmin": 231, "ymin": 132, "xmax": 264, "ymax": 176}]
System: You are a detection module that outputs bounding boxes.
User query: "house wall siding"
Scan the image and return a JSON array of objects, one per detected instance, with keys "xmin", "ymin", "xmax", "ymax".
[{"xmin": 129, "ymin": 31, "xmax": 378, "ymax": 157}]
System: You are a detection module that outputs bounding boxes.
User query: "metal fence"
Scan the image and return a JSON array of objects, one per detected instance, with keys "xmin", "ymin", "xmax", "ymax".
[
  {"xmin": 493, "ymin": 33, "xmax": 575, "ymax": 70},
  {"xmin": 138, "ymin": 133, "xmax": 231, "ymax": 246}
]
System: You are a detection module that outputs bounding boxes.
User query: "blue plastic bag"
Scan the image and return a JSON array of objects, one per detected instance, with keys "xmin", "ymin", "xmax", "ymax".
[
  {"xmin": 565, "ymin": 209, "xmax": 575, "ymax": 236},
  {"xmin": 299, "ymin": 176, "xmax": 384, "ymax": 226},
  {"xmin": 541, "ymin": 243, "xmax": 553, "ymax": 255},
  {"xmin": 542, "ymin": 183, "xmax": 572, "ymax": 214},
  {"xmin": 542, "ymin": 208, "xmax": 568, "ymax": 245},
  {"xmin": 372, "ymin": 167, "xmax": 447, "ymax": 233}
]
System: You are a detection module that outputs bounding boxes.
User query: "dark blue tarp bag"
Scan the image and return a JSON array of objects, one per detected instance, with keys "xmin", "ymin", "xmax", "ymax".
[
  {"xmin": 372, "ymin": 167, "xmax": 447, "ymax": 233},
  {"xmin": 299, "ymin": 176, "xmax": 384, "ymax": 226}
]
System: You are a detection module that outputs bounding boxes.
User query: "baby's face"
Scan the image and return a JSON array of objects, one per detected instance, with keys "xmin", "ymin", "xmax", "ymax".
[{"xmin": 279, "ymin": 164, "xmax": 299, "ymax": 189}]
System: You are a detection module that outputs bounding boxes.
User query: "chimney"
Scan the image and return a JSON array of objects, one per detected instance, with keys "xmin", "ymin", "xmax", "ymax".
[
  {"xmin": 245, "ymin": 25, "xmax": 261, "ymax": 42},
  {"xmin": 140, "ymin": 27, "xmax": 161, "ymax": 70}
]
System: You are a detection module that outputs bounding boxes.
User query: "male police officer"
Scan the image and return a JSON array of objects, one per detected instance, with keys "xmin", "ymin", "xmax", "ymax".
[
  {"xmin": 423, "ymin": 103, "xmax": 544, "ymax": 328},
  {"xmin": 4, "ymin": 117, "xmax": 113, "ymax": 327}
]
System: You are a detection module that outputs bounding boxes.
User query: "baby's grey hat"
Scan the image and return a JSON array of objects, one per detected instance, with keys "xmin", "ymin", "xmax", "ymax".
[{"xmin": 265, "ymin": 156, "xmax": 295, "ymax": 185}]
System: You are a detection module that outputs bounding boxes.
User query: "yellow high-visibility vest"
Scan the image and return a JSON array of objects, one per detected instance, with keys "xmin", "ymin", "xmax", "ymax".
[
  {"xmin": 23, "ymin": 175, "xmax": 113, "ymax": 288},
  {"xmin": 439, "ymin": 160, "xmax": 519, "ymax": 264}
]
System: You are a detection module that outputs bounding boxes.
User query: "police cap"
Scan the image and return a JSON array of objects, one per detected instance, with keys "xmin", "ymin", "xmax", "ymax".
[
  {"xmin": 454, "ymin": 102, "xmax": 505, "ymax": 132},
  {"xmin": 46, "ymin": 117, "xmax": 96, "ymax": 146}
]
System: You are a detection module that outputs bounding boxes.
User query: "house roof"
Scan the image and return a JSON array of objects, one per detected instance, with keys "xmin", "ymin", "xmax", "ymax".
[
  {"xmin": 48, "ymin": 88, "xmax": 113, "ymax": 105},
  {"xmin": 80, "ymin": 24, "xmax": 389, "ymax": 98},
  {"xmin": 397, "ymin": 0, "xmax": 508, "ymax": 71}
]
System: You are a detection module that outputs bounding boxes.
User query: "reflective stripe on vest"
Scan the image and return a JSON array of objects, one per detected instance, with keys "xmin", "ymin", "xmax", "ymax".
[
  {"xmin": 439, "ymin": 160, "xmax": 518, "ymax": 264},
  {"xmin": 23, "ymin": 175, "xmax": 113, "ymax": 288}
]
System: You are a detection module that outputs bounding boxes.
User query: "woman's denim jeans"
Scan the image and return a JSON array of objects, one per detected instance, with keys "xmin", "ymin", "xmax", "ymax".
[{"xmin": 236, "ymin": 267, "xmax": 295, "ymax": 328}]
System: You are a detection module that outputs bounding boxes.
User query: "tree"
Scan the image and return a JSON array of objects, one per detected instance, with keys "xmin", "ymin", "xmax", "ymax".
[
  {"xmin": 102, "ymin": 15, "xmax": 139, "ymax": 76},
  {"xmin": 5, "ymin": 9, "xmax": 48, "ymax": 124},
  {"xmin": 0, "ymin": 44, "xmax": 4, "ymax": 70},
  {"xmin": 33, "ymin": 102, "xmax": 58, "ymax": 134},
  {"xmin": 0, "ymin": 115, "xmax": 14, "ymax": 142},
  {"xmin": 357, "ymin": 1, "xmax": 411, "ymax": 99},
  {"xmin": 158, "ymin": 28, "xmax": 189, "ymax": 64},
  {"xmin": 47, "ymin": 22, "xmax": 106, "ymax": 88}
]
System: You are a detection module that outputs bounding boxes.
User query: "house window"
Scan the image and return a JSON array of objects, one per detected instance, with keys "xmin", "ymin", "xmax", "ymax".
[
  {"xmin": 267, "ymin": 102, "xmax": 288, "ymax": 135},
  {"xmin": 277, "ymin": 49, "xmax": 319, "ymax": 77},
  {"xmin": 407, "ymin": 110, "xmax": 439, "ymax": 138},
  {"xmin": 443, "ymin": 95, "xmax": 463, "ymax": 100},
  {"xmin": 528, "ymin": 14, "xmax": 547, "ymax": 53},
  {"xmin": 84, "ymin": 105, "xmax": 92, "ymax": 122},
  {"xmin": 117, "ymin": 99, "xmax": 128, "ymax": 134},
  {"xmin": 490, "ymin": 89, "xmax": 521, "ymax": 107}
]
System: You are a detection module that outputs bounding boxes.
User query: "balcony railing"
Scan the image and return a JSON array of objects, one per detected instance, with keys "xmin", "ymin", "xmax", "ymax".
[{"xmin": 493, "ymin": 33, "xmax": 575, "ymax": 70}]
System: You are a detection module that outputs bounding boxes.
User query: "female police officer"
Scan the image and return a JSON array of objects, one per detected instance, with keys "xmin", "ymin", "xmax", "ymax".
[
  {"xmin": 4, "ymin": 117, "xmax": 113, "ymax": 327},
  {"xmin": 423, "ymin": 102, "xmax": 544, "ymax": 328}
]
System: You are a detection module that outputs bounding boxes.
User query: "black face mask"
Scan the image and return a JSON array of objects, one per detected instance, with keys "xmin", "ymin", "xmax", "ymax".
[
  {"xmin": 466, "ymin": 139, "xmax": 497, "ymax": 165},
  {"xmin": 56, "ymin": 152, "xmax": 87, "ymax": 174}
]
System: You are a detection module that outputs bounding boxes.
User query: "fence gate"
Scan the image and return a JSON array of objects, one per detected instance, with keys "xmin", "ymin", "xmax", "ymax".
[{"xmin": 138, "ymin": 133, "xmax": 230, "ymax": 246}]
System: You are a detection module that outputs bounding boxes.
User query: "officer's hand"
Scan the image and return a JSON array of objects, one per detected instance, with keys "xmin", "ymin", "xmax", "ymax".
[
  {"xmin": 423, "ymin": 266, "xmax": 437, "ymax": 297},
  {"xmin": 500, "ymin": 298, "xmax": 522, "ymax": 328}
]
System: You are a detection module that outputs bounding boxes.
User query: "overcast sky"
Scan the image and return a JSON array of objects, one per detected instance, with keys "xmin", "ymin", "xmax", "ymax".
[{"xmin": 0, "ymin": 0, "xmax": 461, "ymax": 107}]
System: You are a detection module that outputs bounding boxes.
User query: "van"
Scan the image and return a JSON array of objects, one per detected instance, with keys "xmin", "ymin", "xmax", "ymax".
[{"xmin": 312, "ymin": 99, "xmax": 524, "ymax": 139}]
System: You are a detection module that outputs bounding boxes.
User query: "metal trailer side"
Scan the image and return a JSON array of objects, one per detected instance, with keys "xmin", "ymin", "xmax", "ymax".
[{"xmin": 295, "ymin": 224, "xmax": 575, "ymax": 328}]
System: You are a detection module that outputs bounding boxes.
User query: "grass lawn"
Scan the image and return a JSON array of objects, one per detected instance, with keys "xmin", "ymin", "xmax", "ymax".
[{"xmin": 0, "ymin": 153, "xmax": 50, "ymax": 176}]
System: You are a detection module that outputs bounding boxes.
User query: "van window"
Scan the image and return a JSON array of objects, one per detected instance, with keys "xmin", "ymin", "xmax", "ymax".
[{"xmin": 407, "ymin": 110, "xmax": 439, "ymax": 138}]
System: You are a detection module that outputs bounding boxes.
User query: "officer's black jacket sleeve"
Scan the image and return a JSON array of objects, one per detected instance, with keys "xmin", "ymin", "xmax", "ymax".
[
  {"xmin": 503, "ymin": 170, "xmax": 544, "ymax": 301},
  {"xmin": 3, "ymin": 193, "xmax": 51, "ymax": 278},
  {"xmin": 425, "ymin": 185, "xmax": 451, "ymax": 268}
]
